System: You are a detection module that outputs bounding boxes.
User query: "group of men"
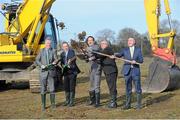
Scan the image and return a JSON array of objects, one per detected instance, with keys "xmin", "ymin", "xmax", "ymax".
[{"xmin": 36, "ymin": 36, "xmax": 143, "ymax": 112}]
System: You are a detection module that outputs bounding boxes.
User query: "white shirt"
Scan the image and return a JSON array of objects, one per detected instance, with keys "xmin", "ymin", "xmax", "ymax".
[
  {"xmin": 65, "ymin": 50, "xmax": 69, "ymax": 57},
  {"xmin": 65, "ymin": 50, "xmax": 69, "ymax": 64},
  {"xmin": 129, "ymin": 46, "xmax": 135, "ymax": 59}
]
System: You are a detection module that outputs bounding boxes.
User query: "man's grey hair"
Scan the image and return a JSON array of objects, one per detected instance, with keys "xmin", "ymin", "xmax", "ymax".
[
  {"xmin": 100, "ymin": 40, "xmax": 110, "ymax": 46},
  {"xmin": 45, "ymin": 36, "xmax": 52, "ymax": 42}
]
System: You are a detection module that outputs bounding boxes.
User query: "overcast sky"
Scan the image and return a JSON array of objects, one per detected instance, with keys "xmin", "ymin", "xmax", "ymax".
[{"xmin": 0, "ymin": 0, "xmax": 180, "ymax": 41}]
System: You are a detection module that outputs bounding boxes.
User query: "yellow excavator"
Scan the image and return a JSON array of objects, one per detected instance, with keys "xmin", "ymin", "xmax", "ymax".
[
  {"xmin": 0, "ymin": 0, "xmax": 179, "ymax": 93},
  {"xmin": 0, "ymin": 0, "xmax": 63, "ymax": 92}
]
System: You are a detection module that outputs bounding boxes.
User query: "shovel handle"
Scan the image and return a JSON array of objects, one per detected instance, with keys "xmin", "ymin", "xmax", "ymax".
[{"xmin": 92, "ymin": 51, "xmax": 141, "ymax": 65}]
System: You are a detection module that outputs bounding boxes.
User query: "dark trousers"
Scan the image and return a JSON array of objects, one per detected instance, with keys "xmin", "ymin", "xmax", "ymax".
[
  {"xmin": 124, "ymin": 69, "xmax": 142, "ymax": 96},
  {"xmin": 105, "ymin": 72, "xmax": 117, "ymax": 95},
  {"xmin": 64, "ymin": 73, "xmax": 77, "ymax": 92}
]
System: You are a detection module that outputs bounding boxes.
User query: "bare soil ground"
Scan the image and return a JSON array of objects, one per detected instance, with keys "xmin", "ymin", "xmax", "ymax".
[{"xmin": 0, "ymin": 58, "xmax": 180, "ymax": 119}]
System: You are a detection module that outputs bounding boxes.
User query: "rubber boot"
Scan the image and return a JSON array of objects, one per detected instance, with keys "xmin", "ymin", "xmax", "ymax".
[
  {"xmin": 63, "ymin": 92, "xmax": 70, "ymax": 106},
  {"xmin": 135, "ymin": 93, "xmax": 142, "ymax": 110},
  {"xmin": 41, "ymin": 94, "xmax": 46, "ymax": 111},
  {"xmin": 108, "ymin": 94, "xmax": 117, "ymax": 108},
  {"xmin": 122, "ymin": 94, "xmax": 131, "ymax": 110},
  {"xmin": 94, "ymin": 92, "xmax": 100, "ymax": 108},
  {"xmin": 50, "ymin": 94, "xmax": 56, "ymax": 109},
  {"xmin": 87, "ymin": 91, "xmax": 95, "ymax": 106},
  {"xmin": 68, "ymin": 92, "xmax": 75, "ymax": 107}
]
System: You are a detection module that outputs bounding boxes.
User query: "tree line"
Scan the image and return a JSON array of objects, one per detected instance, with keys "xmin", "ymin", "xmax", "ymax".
[{"xmin": 95, "ymin": 19, "xmax": 180, "ymax": 57}]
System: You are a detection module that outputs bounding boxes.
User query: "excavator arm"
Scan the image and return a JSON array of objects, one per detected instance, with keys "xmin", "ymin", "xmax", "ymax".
[
  {"xmin": 9, "ymin": 0, "xmax": 55, "ymax": 53},
  {"xmin": 0, "ymin": 0, "xmax": 56, "ymax": 62},
  {"xmin": 144, "ymin": 0, "xmax": 176, "ymax": 64},
  {"xmin": 143, "ymin": 0, "xmax": 180, "ymax": 93}
]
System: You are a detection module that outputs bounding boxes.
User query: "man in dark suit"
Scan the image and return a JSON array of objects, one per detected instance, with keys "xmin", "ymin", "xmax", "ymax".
[
  {"xmin": 36, "ymin": 37, "xmax": 58, "ymax": 111},
  {"xmin": 113, "ymin": 37, "xmax": 143, "ymax": 110},
  {"xmin": 97, "ymin": 40, "xmax": 118, "ymax": 108},
  {"xmin": 60, "ymin": 42, "xmax": 80, "ymax": 107}
]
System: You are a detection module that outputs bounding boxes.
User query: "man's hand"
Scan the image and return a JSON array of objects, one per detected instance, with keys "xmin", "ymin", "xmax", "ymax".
[
  {"xmin": 131, "ymin": 60, "xmax": 137, "ymax": 64},
  {"xmin": 52, "ymin": 61, "xmax": 57, "ymax": 65},
  {"xmin": 41, "ymin": 65, "xmax": 46, "ymax": 69},
  {"xmin": 89, "ymin": 56, "xmax": 95, "ymax": 61},
  {"xmin": 67, "ymin": 60, "xmax": 71, "ymax": 65},
  {"xmin": 109, "ymin": 55, "xmax": 116, "ymax": 59}
]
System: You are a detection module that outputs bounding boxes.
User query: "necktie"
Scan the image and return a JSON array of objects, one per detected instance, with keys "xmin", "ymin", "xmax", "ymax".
[
  {"xmin": 46, "ymin": 49, "xmax": 49, "ymax": 64},
  {"xmin": 130, "ymin": 47, "xmax": 134, "ymax": 68},
  {"xmin": 130, "ymin": 47, "xmax": 134, "ymax": 59},
  {"xmin": 65, "ymin": 52, "xmax": 68, "ymax": 64}
]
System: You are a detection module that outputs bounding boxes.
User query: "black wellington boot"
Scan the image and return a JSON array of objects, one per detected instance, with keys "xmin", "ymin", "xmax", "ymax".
[
  {"xmin": 87, "ymin": 91, "xmax": 95, "ymax": 106},
  {"xmin": 63, "ymin": 92, "xmax": 70, "ymax": 106},
  {"xmin": 41, "ymin": 94, "xmax": 46, "ymax": 111},
  {"xmin": 135, "ymin": 93, "xmax": 142, "ymax": 110},
  {"xmin": 50, "ymin": 94, "xmax": 56, "ymax": 109},
  {"xmin": 108, "ymin": 94, "xmax": 117, "ymax": 108},
  {"xmin": 122, "ymin": 94, "xmax": 131, "ymax": 110},
  {"xmin": 94, "ymin": 92, "xmax": 100, "ymax": 108},
  {"xmin": 68, "ymin": 92, "xmax": 75, "ymax": 107}
]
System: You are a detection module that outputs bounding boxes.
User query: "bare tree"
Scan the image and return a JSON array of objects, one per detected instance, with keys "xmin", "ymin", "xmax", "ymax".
[
  {"xmin": 159, "ymin": 19, "xmax": 180, "ymax": 56},
  {"xmin": 95, "ymin": 29, "xmax": 116, "ymax": 43},
  {"xmin": 160, "ymin": 19, "xmax": 180, "ymax": 34},
  {"xmin": 117, "ymin": 28, "xmax": 143, "ymax": 47}
]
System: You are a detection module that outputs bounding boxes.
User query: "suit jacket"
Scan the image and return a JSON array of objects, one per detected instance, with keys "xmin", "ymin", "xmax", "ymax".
[
  {"xmin": 36, "ymin": 48, "xmax": 58, "ymax": 78},
  {"xmin": 60, "ymin": 49, "xmax": 80, "ymax": 75},
  {"xmin": 115, "ymin": 46, "xmax": 143, "ymax": 76},
  {"xmin": 86, "ymin": 44, "xmax": 101, "ymax": 69},
  {"xmin": 97, "ymin": 47, "xmax": 118, "ymax": 75}
]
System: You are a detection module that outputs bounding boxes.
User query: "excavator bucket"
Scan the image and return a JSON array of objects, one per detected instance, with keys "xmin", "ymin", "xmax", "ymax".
[{"xmin": 142, "ymin": 57, "xmax": 180, "ymax": 93}]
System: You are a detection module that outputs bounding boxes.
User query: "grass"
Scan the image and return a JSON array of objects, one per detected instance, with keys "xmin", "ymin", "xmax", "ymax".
[{"xmin": 0, "ymin": 57, "xmax": 180, "ymax": 119}]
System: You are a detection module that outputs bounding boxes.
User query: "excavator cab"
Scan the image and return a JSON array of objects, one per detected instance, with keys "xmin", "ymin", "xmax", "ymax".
[{"xmin": 39, "ymin": 14, "xmax": 59, "ymax": 49}]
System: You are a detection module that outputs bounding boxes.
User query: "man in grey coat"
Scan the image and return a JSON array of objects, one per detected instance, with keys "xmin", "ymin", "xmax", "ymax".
[
  {"xmin": 86, "ymin": 36, "xmax": 101, "ymax": 107},
  {"xmin": 36, "ymin": 37, "xmax": 58, "ymax": 111}
]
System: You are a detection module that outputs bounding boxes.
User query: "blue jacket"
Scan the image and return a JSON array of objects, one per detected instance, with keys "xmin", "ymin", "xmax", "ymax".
[{"xmin": 115, "ymin": 47, "xmax": 143, "ymax": 76}]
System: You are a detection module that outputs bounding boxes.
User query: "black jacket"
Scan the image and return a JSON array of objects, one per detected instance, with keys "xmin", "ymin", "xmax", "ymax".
[
  {"xmin": 97, "ymin": 47, "xmax": 118, "ymax": 75},
  {"xmin": 60, "ymin": 49, "xmax": 80, "ymax": 75}
]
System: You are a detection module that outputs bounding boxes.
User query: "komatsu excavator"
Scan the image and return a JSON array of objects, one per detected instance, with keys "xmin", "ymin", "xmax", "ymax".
[
  {"xmin": 0, "ymin": 0, "xmax": 63, "ymax": 92},
  {"xmin": 0, "ymin": 0, "xmax": 179, "ymax": 93}
]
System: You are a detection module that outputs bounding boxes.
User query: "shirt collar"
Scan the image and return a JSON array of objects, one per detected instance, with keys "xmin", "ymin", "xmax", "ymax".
[
  {"xmin": 129, "ymin": 46, "xmax": 135, "ymax": 49},
  {"xmin": 65, "ymin": 50, "xmax": 69, "ymax": 55}
]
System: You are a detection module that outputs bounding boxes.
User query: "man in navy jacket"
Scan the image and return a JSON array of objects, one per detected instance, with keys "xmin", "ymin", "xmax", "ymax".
[
  {"xmin": 113, "ymin": 38, "xmax": 143, "ymax": 110},
  {"xmin": 60, "ymin": 42, "xmax": 80, "ymax": 107}
]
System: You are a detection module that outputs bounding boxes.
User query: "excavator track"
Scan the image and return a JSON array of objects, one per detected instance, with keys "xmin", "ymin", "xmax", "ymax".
[
  {"xmin": 29, "ymin": 68, "xmax": 41, "ymax": 93},
  {"xmin": 29, "ymin": 66, "xmax": 63, "ymax": 93}
]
